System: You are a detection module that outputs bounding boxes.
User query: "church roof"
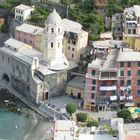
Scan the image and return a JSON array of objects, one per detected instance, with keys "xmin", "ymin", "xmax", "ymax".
[{"xmin": 46, "ymin": 9, "xmax": 62, "ymax": 25}]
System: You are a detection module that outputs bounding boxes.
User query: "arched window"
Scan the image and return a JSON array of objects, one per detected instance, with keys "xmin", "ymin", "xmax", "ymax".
[
  {"xmin": 46, "ymin": 27, "xmax": 48, "ymax": 32},
  {"xmin": 51, "ymin": 28, "xmax": 54, "ymax": 33},
  {"xmin": 51, "ymin": 43, "xmax": 53, "ymax": 48},
  {"xmin": 58, "ymin": 28, "xmax": 60, "ymax": 33}
]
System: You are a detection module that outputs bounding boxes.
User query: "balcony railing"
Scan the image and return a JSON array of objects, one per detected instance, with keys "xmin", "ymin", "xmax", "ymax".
[{"xmin": 99, "ymin": 76, "xmax": 117, "ymax": 80}]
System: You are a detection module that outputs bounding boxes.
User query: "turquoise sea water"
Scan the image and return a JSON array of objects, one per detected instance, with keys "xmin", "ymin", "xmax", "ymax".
[{"xmin": 0, "ymin": 108, "xmax": 31, "ymax": 140}]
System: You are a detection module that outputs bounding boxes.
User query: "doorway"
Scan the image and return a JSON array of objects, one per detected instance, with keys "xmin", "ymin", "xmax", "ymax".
[
  {"xmin": 45, "ymin": 92, "xmax": 48, "ymax": 100},
  {"xmin": 2, "ymin": 73, "xmax": 9, "ymax": 82},
  {"xmin": 78, "ymin": 93, "xmax": 81, "ymax": 99}
]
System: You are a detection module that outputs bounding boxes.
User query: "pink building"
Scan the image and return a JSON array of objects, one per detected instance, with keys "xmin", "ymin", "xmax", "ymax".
[
  {"xmin": 85, "ymin": 48, "xmax": 140, "ymax": 111},
  {"xmin": 15, "ymin": 23, "xmax": 44, "ymax": 51}
]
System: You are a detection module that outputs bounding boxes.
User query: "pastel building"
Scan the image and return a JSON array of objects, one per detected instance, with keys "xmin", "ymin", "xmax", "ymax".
[
  {"xmin": 15, "ymin": 24, "xmax": 44, "ymax": 51},
  {"xmin": 63, "ymin": 19, "xmax": 88, "ymax": 63},
  {"xmin": 15, "ymin": 15, "xmax": 88, "ymax": 63},
  {"xmin": 15, "ymin": 4, "xmax": 34, "ymax": 22},
  {"xmin": 84, "ymin": 47, "xmax": 140, "ymax": 111},
  {"xmin": 0, "ymin": 10, "xmax": 69, "ymax": 103},
  {"xmin": 123, "ymin": 5, "xmax": 140, "ymax": 50}
]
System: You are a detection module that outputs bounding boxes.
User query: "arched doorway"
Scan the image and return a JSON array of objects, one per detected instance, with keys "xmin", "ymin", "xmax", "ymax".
[{"xmin": 2, "ymin": 73, "xmax": 9, "ymax": 82}]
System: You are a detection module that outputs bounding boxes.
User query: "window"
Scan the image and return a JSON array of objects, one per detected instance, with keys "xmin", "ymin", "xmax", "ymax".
[
  {"xmin": 128, "ymin": 90, "xmax": 131, "ymax": 95},
  {"xmin": 120, "ymin": 71, "xmax": 124, "ymax": 76},
  {"xmin": 138, "ymin": 70, "xmax": 140, "ymax": 76},
  {"xmin": 46, "ymin": 27, "xmax": 48, "ymax": 32},
  {"xmin": 51, "ymin": 42, "xmax": 53, "ymax": 48},
  {"xmin": 138, "ymin": 62, "xmax": 140, "ymax": 67},
  {"xmin": 91, "ymin": 93, "xmax": 94, "ymax": 98},
  {"xmin": 68, "ymin": 46, "xmax": 70, "ymax": 50},
  {"xmin": 127, "ymin": 80, "xmax": 131, "ymax": 85},
  {"xmin": 68, "ymin": 40, "xmax": 70, "ymax": 43},
  {"xmin": 120, "ymin": 62, "xmax": 124, "ymax": 67},
  {"xmin": 127, "ymin": 71, "xmax": 131, "ymax": 76},
  {"xmin": 72, "ymin": 40, "xmax": 76, "ymax": 45},
  {"xmin": 120, "ymin": 80, "xmax": 124, "ymax": 85},
  {"xmin": 8, "ymin": 57, "xmax": 10, "ymax": 64},
  {"xmin": 30, "ymin": 40, "xmax": 32, "ymax": 44},
  {"xmin": 72, "ymin": 54, "xmax": 74, "ymax": 58},
  {"xmin": 128, "ymin": 29, "xmax": 131, "ymax": 34},
  {"xmin": 137, "ymin": 90, "xmax": 140, "ymax": 96},
  {"xmin": 101, "ymin": 91, "xmax": 106, "ymax": 96},
  {"xmin": 51, "ymin": 28, "xmax": 54, "ymax": 33},
  {"xmin": 117, "ymin": 28, "xmax": 120, "ymax": 31},
  {"xmin": 92, "ymin": 86, "xmax": 95, "ymax": 91},
  {"xmin": 92, "ymin": 80, "xmax": 96, "ymax": 85},
  {"xmin": 58, "ymin": 42, "xmax": 60, "ymax": 48},
  {"xmin": 24, "ymin": 38, "xmax": 26, "ymax": 43},
  {"xmin": 17, "ymin": 65, "xmax": 19, "ymax": 70},
  {"xmin": 112, "ymin": 90, "xmax": 116, "ymax": 95},
  {"xmin": 2, "ymin": 54, "xmax": 4, "ymax": 61},
  {"xmin": 127, "ymin": 62, "xmax": 131, "ymax": 67},
  {"xmin": 40, "ymin": 85, "xmax": 43, "ymax": 89},
  {"xmin": 92, "ymin": 70, "xmax": 96, "ymax": 76},
  {"xmin": 120, "ymin": 91, "xmax": 123, "ymax": 96},
  {"xmin": 58, "ymin": 28, "xmax": 60, "ymax": 33},
  {"xmin": 72, "ymin": 48, "xmax": 74, "ymax": 51},
  {"xmin": 133, "ymin": 29, "xmax": 136, "ymax": 34},
  {"xmin": 138, "ymin": 80, "xmax": 140, "ymax": 85}
]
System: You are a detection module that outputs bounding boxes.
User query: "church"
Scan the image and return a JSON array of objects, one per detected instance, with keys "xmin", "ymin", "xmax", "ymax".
[{"xmin": 0, "ymin": 9, "xmax": 74, "ymax": 103}]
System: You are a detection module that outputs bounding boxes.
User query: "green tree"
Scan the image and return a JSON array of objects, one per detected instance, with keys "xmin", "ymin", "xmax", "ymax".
[
  {"xmin": 87, "ymin": 120, "xmax": 99, "ymax": 127},
  {"xmin": 117, "ymin": 109, "xmax": 132, "ymax": 122},
  {"xmin": 1, "ymin": 23, "xmax": 8, "ymax": 33},
  {"xmin": 103, "ymin": 124, "xmax": 115, "ymax": 136},
  {"xmin": 76, "ymin": 112, "xmax": 87, "ymax": 122},
  {"xmin": 66, "ymin": 103, "xmax": 77, "ymax": 116}
]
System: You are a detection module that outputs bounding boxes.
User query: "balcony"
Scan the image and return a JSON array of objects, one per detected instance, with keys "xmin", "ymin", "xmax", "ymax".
[{"xmin": 99, "ymin": 72, "xmax": 117, "ymax": 80}]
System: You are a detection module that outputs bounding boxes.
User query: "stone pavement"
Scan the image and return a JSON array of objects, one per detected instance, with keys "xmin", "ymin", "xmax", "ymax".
[{"xmin": 48, "ymin": 95, "xmax": 82, "ymax": 108}]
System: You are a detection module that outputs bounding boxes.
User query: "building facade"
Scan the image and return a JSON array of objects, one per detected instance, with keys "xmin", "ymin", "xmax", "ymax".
[
  {"xmin": 0, "ymin": 10, "xmax": 70, "ymax": 104},
  {"xmin": 15, "ymin": 17, "xmax": 88, "ymax": 63},
  {"xmin": 123, "ymin": 5, "xmax": 140, "ymax": 50},
  {"xmin": 84, "ymin": 48, "xmax": 140, "ymax": 111},
  {"xmin": 111, "ymin": 13, "xmax": 123, "ymax": 40},
  {"xmin": 15, "ymin": 4, "xmax": 34, "ymax": 22},
  {"xmin": 66, "ymin": 76, "xmax": 85, "ymax": 99}
]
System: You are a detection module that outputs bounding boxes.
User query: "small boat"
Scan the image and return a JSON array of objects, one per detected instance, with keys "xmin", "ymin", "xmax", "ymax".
[{"xmin": 15, "ymin": 125, "xmax": 18, "ymax": 129}]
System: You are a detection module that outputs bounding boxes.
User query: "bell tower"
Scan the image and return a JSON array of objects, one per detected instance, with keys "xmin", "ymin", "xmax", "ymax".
[{"xmin": 43, "ymin": 9, "xmax": 68, "ymax": 70}]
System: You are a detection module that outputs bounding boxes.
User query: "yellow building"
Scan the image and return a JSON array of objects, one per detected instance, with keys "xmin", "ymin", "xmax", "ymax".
[
  {"xmin": 66, "ymin": 76, "xmax": 85, "ymax": 99},
  {"xmin": 123, "ymin": 35, "xmax": 140, "ymax": 51}
]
